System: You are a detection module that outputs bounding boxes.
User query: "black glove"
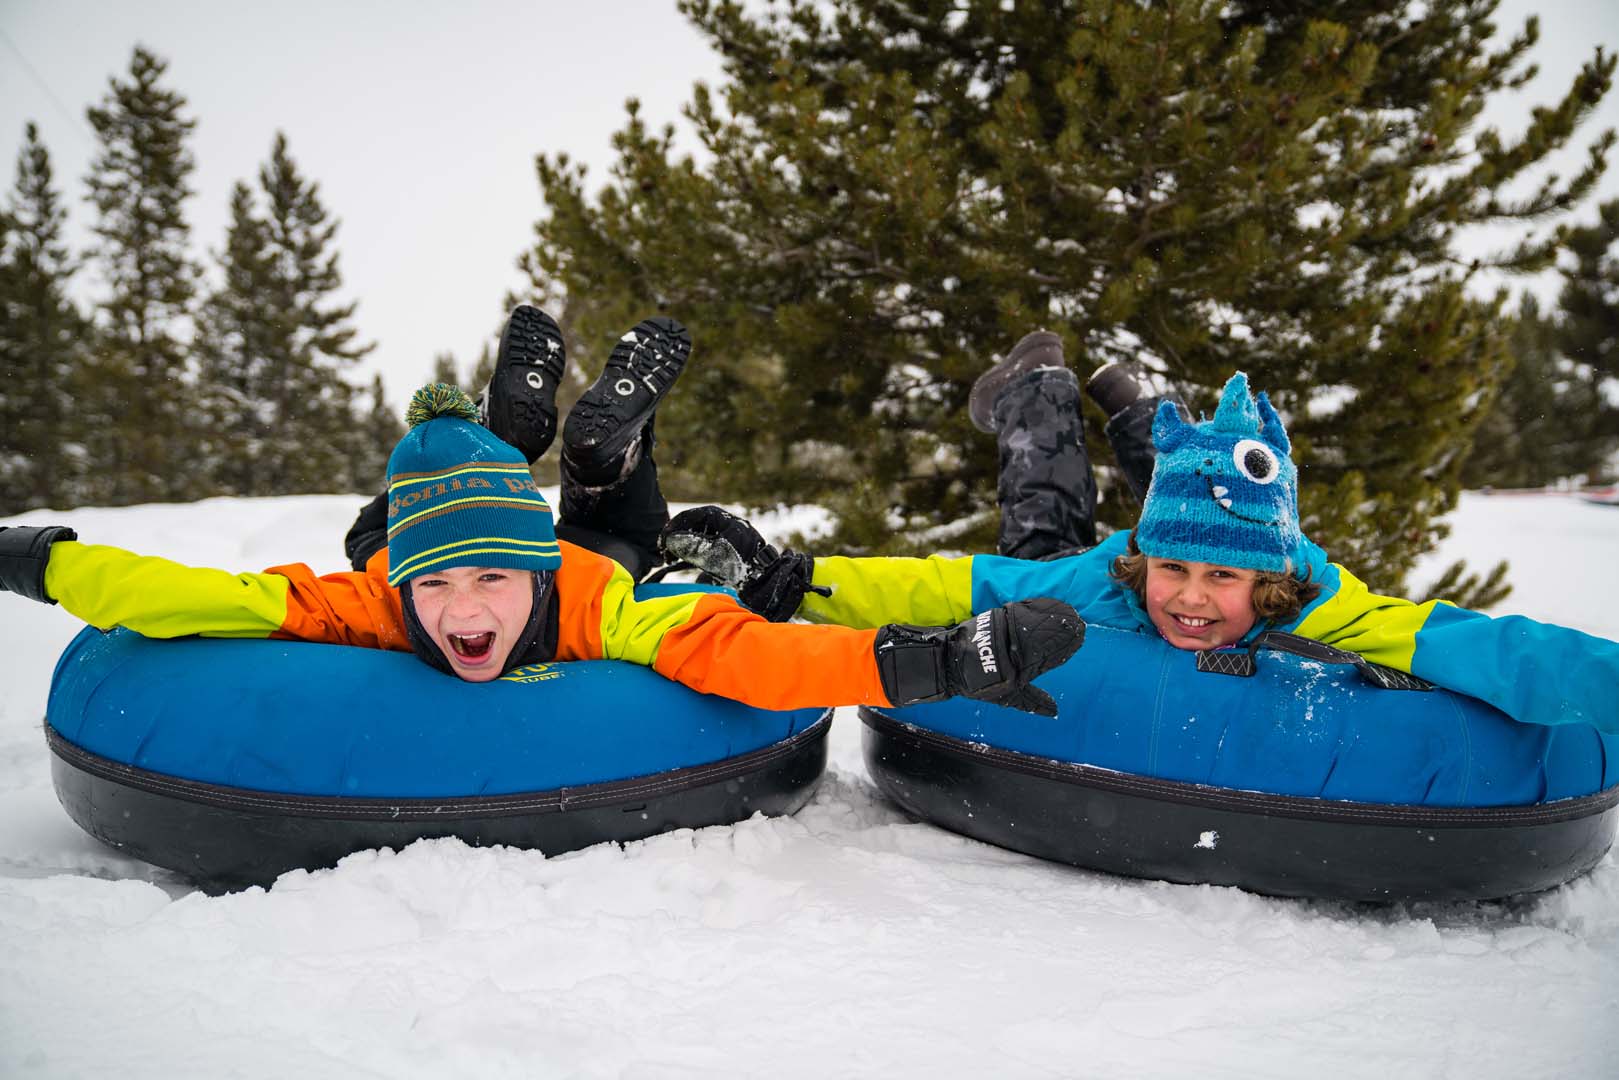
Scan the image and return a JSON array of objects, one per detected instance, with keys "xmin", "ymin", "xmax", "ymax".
[
  {"xmin": 659, "ymin": 505, "xmax": 823, "ymax": 622},
  {"xmin": 874, "ymin": 597, "xmax": 1084, "ymax": 718},
  {"xmin": 0, "ymin": 525, "xmax": 77, "ymax": 604}
]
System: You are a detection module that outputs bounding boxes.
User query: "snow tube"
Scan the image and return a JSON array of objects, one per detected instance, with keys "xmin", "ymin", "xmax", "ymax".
[
  {"xmin": 862, "ymin": 625, "xmax": 1619, "ymax": 902},
  {"xmin": 46, "ymin": 595, "xmax": 830, "ymax": 891}
]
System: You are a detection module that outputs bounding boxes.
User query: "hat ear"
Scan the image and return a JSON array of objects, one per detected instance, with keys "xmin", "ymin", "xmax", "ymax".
[
  {"xmin": 1255, "ymin": 391, "xmax": 1291, "ymax": 455},
  {"xmin": 1153, "ymin": 398, "xmax": 1194, "ymax": 452}
]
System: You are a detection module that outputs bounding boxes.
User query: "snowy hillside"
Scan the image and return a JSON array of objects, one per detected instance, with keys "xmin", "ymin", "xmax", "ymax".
[{"xmin": 1, "ymin": 492, "xmax": 1616, "ymax": 1079}]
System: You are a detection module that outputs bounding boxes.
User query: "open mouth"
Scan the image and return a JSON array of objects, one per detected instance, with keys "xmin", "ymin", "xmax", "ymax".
[{"xmin": 448, "ymin": 632, "xmax": 496, "ymax": 661}]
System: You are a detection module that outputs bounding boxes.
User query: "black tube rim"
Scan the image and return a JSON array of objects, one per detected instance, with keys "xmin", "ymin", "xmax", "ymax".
[
  {"xmin": 859, "ymin": 706, "xmax": 1619, "ymax": 828},
  {"xmin": 46, "ymin": 711, "xmax": 834, "ymax": 821}
]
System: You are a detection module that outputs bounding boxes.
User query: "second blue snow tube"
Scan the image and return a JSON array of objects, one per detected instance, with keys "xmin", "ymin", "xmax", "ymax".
[{"xmin": 862, "ymin": 624, "xmax": 1619, "ymax": 901}]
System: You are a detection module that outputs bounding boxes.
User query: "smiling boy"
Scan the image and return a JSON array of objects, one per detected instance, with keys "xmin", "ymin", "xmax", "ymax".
[
  {"xmin": 1136, "ymin": 560, "xmax": 1260, "ymax": 649},
  {"xmin": 665, "ymin": 369, "xmax": 1618, "ymax": 735}
]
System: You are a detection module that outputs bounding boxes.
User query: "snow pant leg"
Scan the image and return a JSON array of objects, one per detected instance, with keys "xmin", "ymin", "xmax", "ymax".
[
  {"xmin": 558, "ymin": 430, "xmax": 668, "ymax": 582},
  {"xmin": 554, "ymin": 523, "xmax": 656, "ymax": 581},
  {"xmin": 1102, "ymin": 394, "xmax": 1190, "ymax": 505},
  {"xmin": 1103, "ymin": 396, "xmax": 1161, "ymax": 506},
  {"xmin": 995, "ymin": 368, "xmax": 1097, "ymax": 560},
  {"xmin": 344, "ymin": 493, "xmax": 390, "ymax": 571}
]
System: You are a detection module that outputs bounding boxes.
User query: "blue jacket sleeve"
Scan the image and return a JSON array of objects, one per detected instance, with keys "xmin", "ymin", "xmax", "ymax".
[
  {"xmin": 1288, "ymin": 552, "xmax": 1619, "ymax": 734},
  {"xmin": 971, "ymin": 532, "xmax": 1146, "ymax": 631},
  {"xmin": 1408, "ymin": 603, "xmax": 1619, "ymax": 734}
]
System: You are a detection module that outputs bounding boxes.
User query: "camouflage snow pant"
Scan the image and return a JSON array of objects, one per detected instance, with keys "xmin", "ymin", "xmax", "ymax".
[{"xmin": 993, "ymin": 369, "xmax": 1166, "ymax": 561}]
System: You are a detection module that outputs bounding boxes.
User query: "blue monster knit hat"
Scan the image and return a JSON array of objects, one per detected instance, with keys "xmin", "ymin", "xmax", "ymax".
[
  {"xmin": 384, "ymin": 384, "xmax": 562, "ymax": 586},
  {"xmin": 1136, "ymin": 372, "xmax": 1303, "ymax": 574}
]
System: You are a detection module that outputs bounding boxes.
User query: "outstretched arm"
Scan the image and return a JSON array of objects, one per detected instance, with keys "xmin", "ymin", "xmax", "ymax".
[
  {"xmin": 1294, "ymin": 561, "xmax": 1619, "ymax": 734},
  {"xmin": 2, "ymin": 525, "xmax": 410, "ymax": 651},
  {"xmin": 638, "ymin": 590, "xmax": 1084, "ymax": 717},
  {"xmin": 568, "ymin": 542, "xmax": 1086, "ymax": 716},
  {"xmin": 661, "ymin": 505, "xmax": 1126, "ymax": 631},
  {"xmin": 660, "ymin": 505, "xmax": 977, "ymax": 627}
]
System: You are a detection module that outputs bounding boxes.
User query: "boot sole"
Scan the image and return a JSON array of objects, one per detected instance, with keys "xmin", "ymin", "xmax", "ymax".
[
  {"xmin": 563, "ymin": 316, "xmax": 692, "ymax": 465},
  {"xmin": 487, "ymin": 306, "xmax": 566, "ymax": 462}
]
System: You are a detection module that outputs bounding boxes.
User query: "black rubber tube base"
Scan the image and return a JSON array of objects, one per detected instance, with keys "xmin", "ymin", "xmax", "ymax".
[
  {"xmin": 861, "ymin": 708, "xmax": 1619, "ymax": 903},
  {"xmin": 49, "ymin": 713, "xmax": 831, "ymax": 893}
]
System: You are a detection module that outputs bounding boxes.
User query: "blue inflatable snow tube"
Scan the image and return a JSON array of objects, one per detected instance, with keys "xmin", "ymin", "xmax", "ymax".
[
  {"xmin": 862, "ymin": 625, "xmax": 1619, "ymax": 901},
  {"xmin": 46, "ymin": 596, "xmax": 831, "ymax": 889}
]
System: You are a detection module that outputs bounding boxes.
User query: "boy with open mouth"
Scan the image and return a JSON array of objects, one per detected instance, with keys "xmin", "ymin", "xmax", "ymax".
[{"xmin": 1, "ymin": 310, "xmax": 1086, "ymax": 719}]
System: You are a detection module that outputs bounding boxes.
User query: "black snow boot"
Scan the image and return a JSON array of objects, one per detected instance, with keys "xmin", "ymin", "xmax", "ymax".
[
  {"xmin": 1083, "ymin": 362, "xmax": 1146, "ymax": 419},
  {"xmin": 968, "ymin": 330, "xmax": 1068, "ymax": 434},
  {"xmin": 480, "ymin": 305, "xmax": 567, "ymax": 464},
  {"xmin": 561, "ymin": 316, "xmax": 692, "ymax": 485}
]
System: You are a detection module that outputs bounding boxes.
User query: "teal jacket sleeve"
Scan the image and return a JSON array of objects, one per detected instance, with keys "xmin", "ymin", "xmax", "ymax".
[
  {"xmin": 1286, "ymin": 553, "xmax": 1619, "ymax": 734},
  {"xmin": 1407, "ymin": 604, "xmax": 1619, "ymax": 734},
  {"xmin": 803, "ymin": 531, "xmax": 1152, "ymax": 633},
  {"xmin": 970, "ymin": 532, "xmax": 1146, "ymax": 631}
]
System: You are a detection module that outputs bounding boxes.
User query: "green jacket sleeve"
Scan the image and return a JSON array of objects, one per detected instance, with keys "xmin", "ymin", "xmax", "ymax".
[
  {"xmin": 42, "ymin": 541, "xmax": 292, "ymax": 638},
  {"xmin": 799, "ymin": 553, "xmax": 976, "ymax": 629}
]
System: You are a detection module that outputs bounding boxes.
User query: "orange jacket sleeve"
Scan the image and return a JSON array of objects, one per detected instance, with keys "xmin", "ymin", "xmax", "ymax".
[
  {"xmin": 264, "ymin": 548, "xmax": 412, "ymax": 651},
  {"xmin": 549, "ymin": 540, "xmax": 892, "ymax": 711}
]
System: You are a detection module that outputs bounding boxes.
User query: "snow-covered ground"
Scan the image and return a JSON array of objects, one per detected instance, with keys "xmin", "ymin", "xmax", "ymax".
[{"xmin": 1, "ymin": 492, "xmax": 1616, "ymax": 1079}]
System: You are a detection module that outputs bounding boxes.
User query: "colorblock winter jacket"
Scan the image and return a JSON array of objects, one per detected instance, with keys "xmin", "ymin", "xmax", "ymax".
[
  {"xmin": 41, "ymin": 539, "xmax": 892, "ymax": 711},
  {"xmin": 796, "ymin": 531, "xmax": 1619, "ymax": 735}
]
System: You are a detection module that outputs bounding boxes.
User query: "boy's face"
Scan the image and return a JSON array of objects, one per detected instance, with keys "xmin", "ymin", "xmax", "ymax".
[
  {"xmin": 1143, "ymin": 557, "xmax": 1258, "ymax": 651},
  {"xmin": 407, "ymin": 566, "xmax": 535, "ymax": 682}
]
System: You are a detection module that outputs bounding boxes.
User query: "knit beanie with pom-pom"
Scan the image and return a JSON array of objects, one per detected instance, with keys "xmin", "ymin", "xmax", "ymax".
[{"xmin": 384, "ymin": 383, "xmax": 561, "ymax": 586}]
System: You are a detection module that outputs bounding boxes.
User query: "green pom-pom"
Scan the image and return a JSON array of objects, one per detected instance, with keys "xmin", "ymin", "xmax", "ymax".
[{"xmin": 405, "ymin": 383, "xmax": 479, "ymax": 428}]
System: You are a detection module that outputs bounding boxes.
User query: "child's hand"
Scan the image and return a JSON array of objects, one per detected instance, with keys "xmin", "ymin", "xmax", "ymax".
[
  {"xmin": 0, "ymin": 525, "xmax": 77, "ymax": 604},
  {"xmin": 874, "ymin": 597, "xmax": 1086, "ymax": 718},
  {"xmin": 660, "ymin": 505, "xmax": 816, "ymax": 622}
]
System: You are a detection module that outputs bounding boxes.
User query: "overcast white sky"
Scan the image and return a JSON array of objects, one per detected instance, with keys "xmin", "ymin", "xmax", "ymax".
[
  {"xmin": 3, "ymin": 1, "xmax": 1617, "ymax": 408},
  {"xmin": 0, "ymin": 0, "xmax": 726, "ymax": 405}
]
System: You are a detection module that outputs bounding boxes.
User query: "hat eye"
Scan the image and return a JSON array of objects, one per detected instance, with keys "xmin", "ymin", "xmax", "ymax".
[{"xmin": 1232, "ymin": 439, "xmax": 1280, "ymax": 485}]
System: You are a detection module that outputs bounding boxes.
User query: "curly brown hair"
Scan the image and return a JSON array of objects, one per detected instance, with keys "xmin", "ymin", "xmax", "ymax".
[{"xmin": 1110, "ymin": 531, "xmax": 1320, "ymax": 623}]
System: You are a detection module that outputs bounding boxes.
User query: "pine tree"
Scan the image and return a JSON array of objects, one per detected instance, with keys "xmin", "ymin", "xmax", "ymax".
[
  {"xmin": 257, "ymin": 130, "xmax": 374, "ymax": 492},
  {"xmin": 1549, "ymin": 197, "xmax": 1619, "ymax": 478},
  {"xmin": 84, "ymin": 45, "xmax": 200, "ymax": 504},
  {"xmin": 345, "ymin": 374, "xmax": 403, "ymax": 492},
  {"xmin": 528, "ymin": 0, "xmax": 1614, "ymax": 594},
  {"xmin": 193, "ymin": 131, "xmax": 374, "ymax": 495},
  {"xmin": 465, "ymin": 340, "xmax": 498, "ymax": 399},
  {"xmin": 1462, "ymin": 198, "xmax": 1619, "ymax": 488},
  {"xmin": 0, "ymin": 123, "xmax": 88, "ymax": 514},
  {"xmin": 194, "ymin": 181, "xmax": 274, "ymax": 495},
  {"xmin": 1458, "ymin": 298, "xmax": 1569, "ymax": 488},
  {"xmin": 429, "ymin": 351, "xmax": 461, "ymax": 386}
]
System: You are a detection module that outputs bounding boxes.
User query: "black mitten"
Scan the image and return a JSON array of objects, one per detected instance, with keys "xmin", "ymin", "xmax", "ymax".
[
  {"xmin": 660, "ymin": 505, "xmax": 820, "ymax": 622},
  {"xmin": 0, "ymin": 525, "xmax": 78, "ymax": 604},
  {"xmin": 874, "ymin": 597, "xmax": 1084, "ymax": 718}
]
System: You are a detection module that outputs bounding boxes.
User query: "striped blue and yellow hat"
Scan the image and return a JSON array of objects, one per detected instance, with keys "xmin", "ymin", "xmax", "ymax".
[
  {"xmin": 1136, "ymin": 371, "xmax": 1303, "ymax": 574},
  {"xmin": 384, "ymin": 383, "xmax": 562, "ymax": 587}
]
